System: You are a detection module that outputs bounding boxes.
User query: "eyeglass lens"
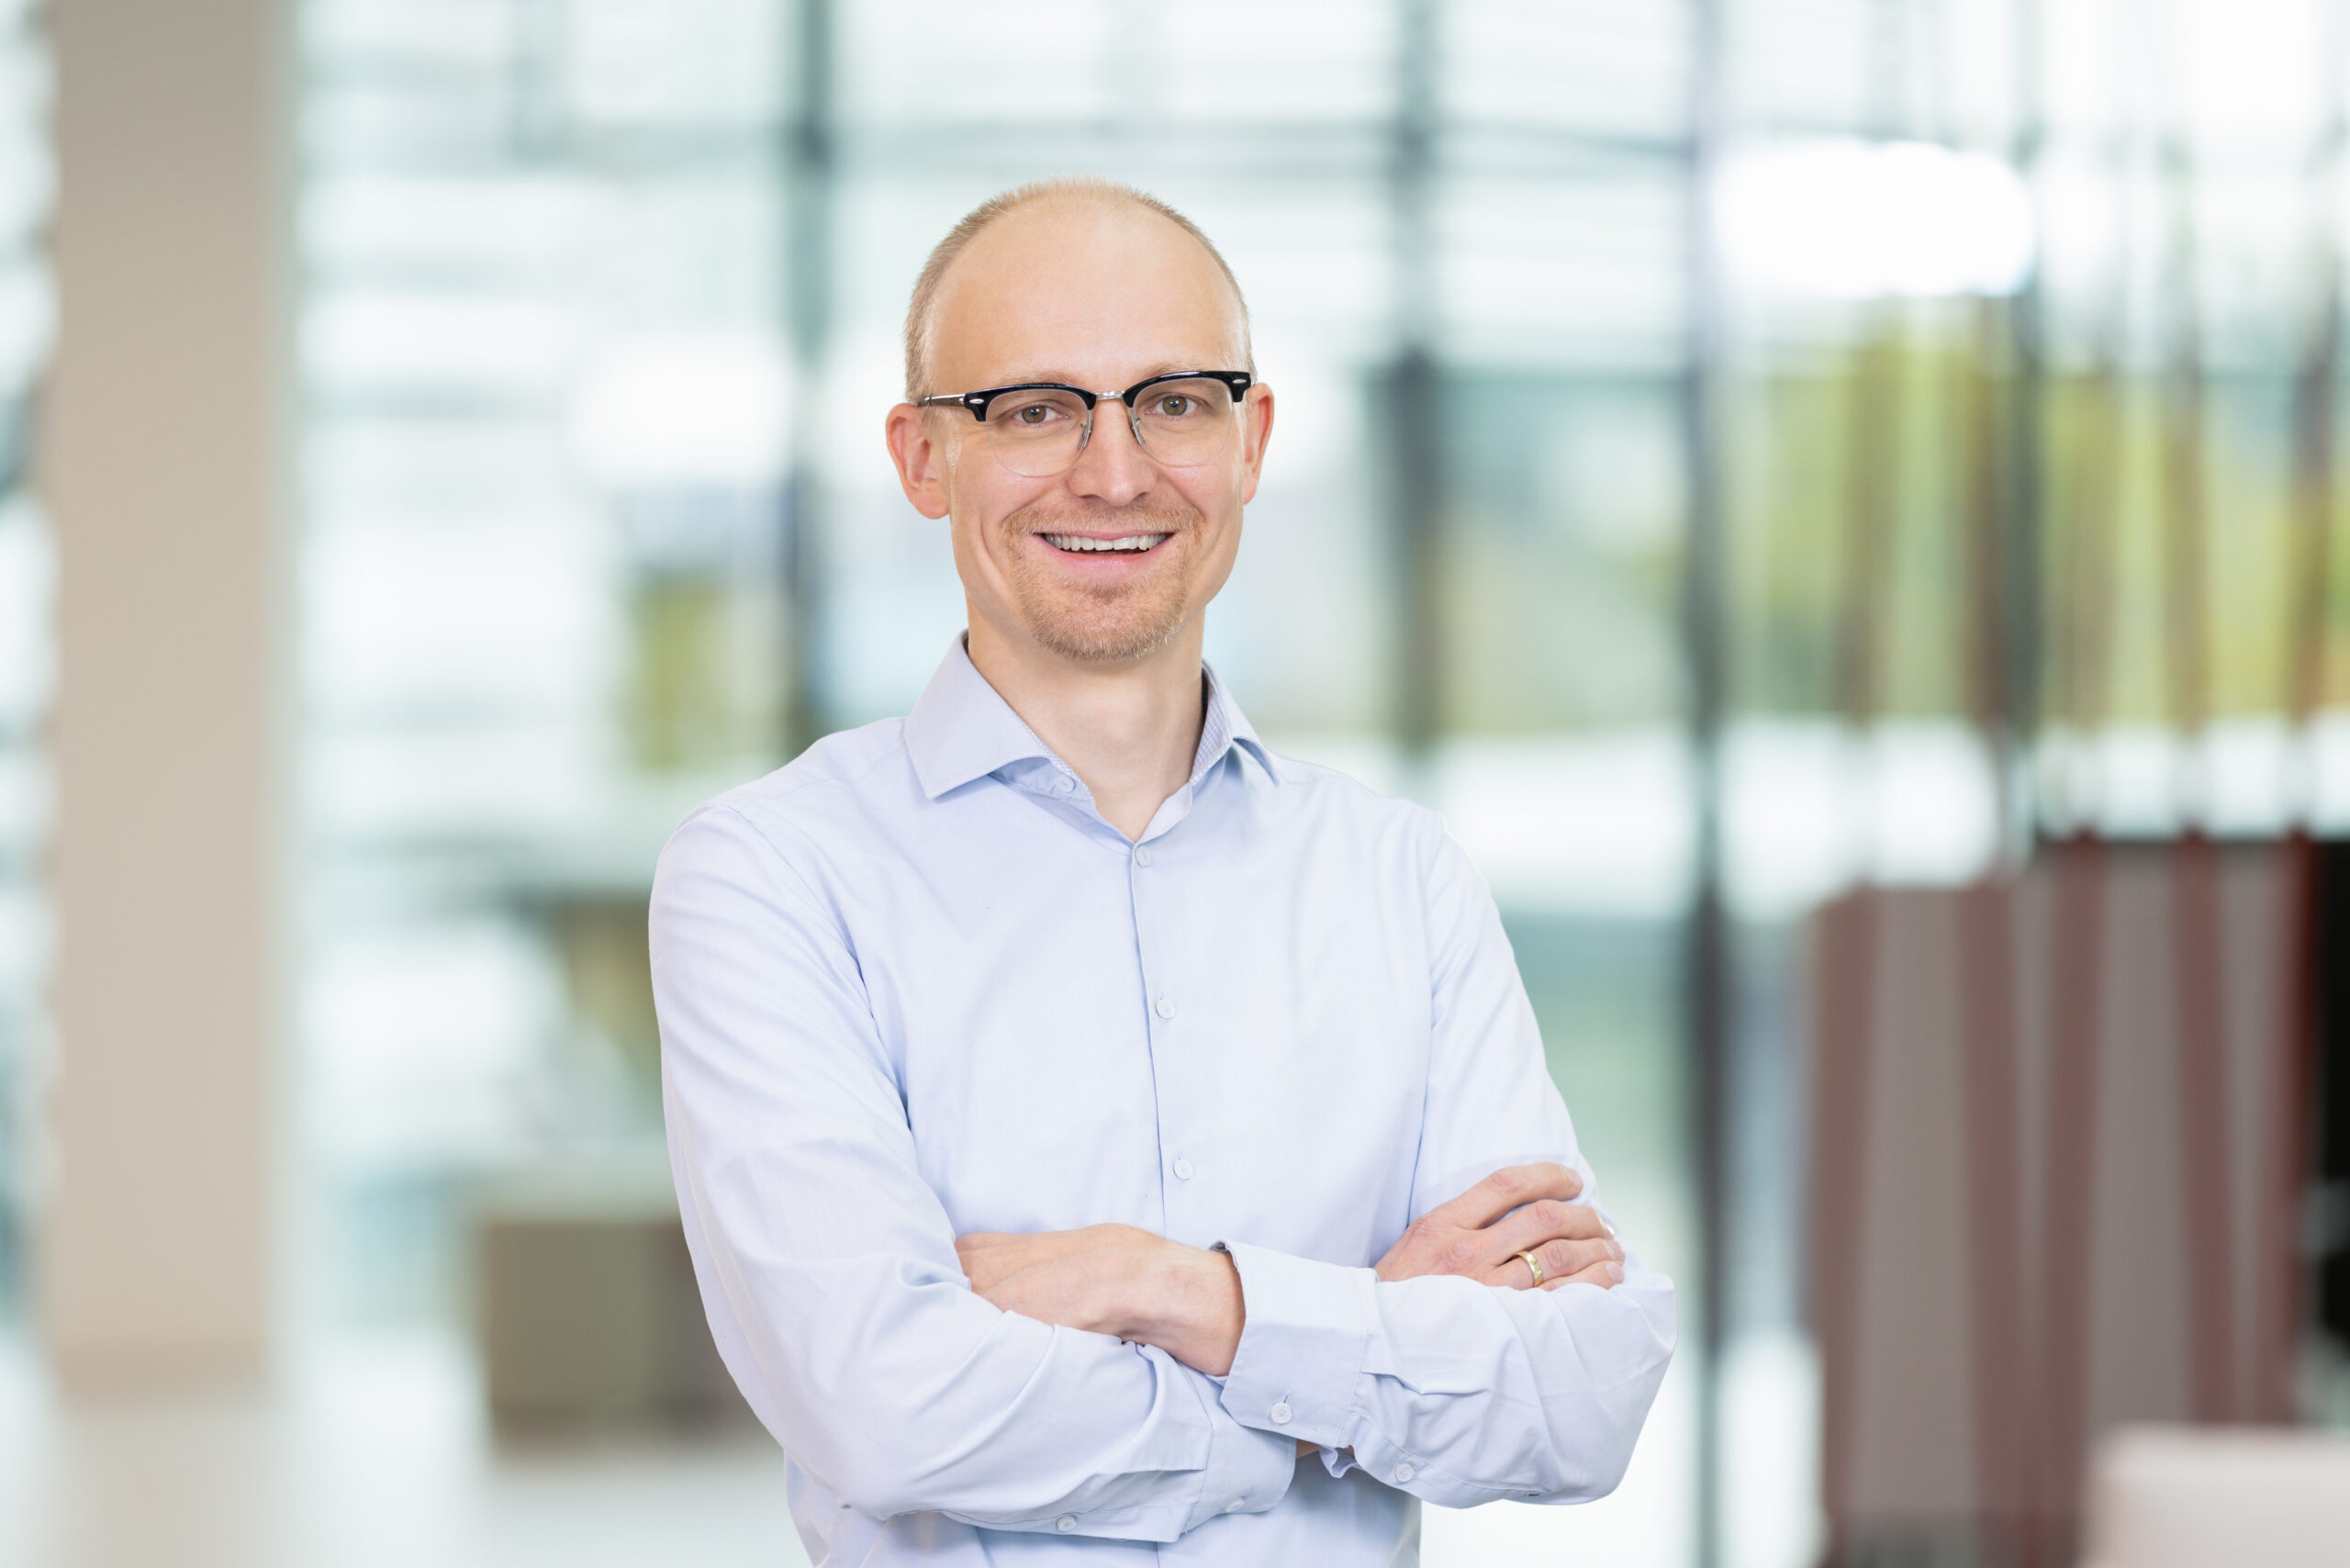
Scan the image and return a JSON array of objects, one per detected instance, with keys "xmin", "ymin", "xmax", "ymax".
[{"xmin": 983, "ymin": 378, "xmax": 1238, "ymax": 478}]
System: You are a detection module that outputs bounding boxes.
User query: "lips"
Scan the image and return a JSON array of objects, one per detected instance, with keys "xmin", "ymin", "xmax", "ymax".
[{"xmin": 1041, "ymin": 532, "xmax": 1170, "ymax": 554}]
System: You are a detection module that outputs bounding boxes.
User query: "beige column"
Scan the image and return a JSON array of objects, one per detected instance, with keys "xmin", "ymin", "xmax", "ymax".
[{"xmin": 40, "ymin": 0, "xmax": 288, "ymax": 1386}]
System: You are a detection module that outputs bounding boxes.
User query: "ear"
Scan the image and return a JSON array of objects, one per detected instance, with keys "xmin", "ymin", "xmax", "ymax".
[
  {"xmin": 886, "ymin": 402, "xmax": 953, "ymax": 520},
  {"xmin": 1236, "ymin": 384, "xmax": 1275, "ymax": 506}
]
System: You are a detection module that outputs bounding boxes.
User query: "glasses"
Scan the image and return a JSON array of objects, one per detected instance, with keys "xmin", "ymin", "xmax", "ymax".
[{"xmin": 917, "ymin": 370, "xmax": 1253, "ymax": 478}]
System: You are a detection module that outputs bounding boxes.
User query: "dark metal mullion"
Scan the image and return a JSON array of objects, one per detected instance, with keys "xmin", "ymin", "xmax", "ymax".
[
  {"xmin": 2150, "ymin": 0, "xmax": 2242, "ymax": 1434},
  {"xmin": 2273, "ymin": 0, "xmax": 2349, "ymax": 1435},
  {"xmin": 1678, "ymin": 1, "xmax": 1729, "ymax": 1565},
  {"xmin": 1389, "ymin": 0, "xmax": 1441, "ymax": 758},
  {"xmin": 782, "ymin": 0, "xmax": 834, "ymax": 756},
  {"xmin": 2003, "ymin": 0, "xmax": 2050, "ymax": 861}
]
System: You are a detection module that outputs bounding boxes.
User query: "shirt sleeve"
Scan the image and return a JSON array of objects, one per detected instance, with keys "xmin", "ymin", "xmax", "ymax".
[
  {"xmin": 653, "ymin": 802, "xmax": 1297, "ymax": 1542},
  {"xmin": 1214, "ymin": 818, "xmax": 1677, "ymax": 1507}
]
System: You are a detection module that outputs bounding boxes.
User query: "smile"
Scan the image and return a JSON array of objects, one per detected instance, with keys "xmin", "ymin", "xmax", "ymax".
[{"xmin": 1041, "ymin": 533, "xmax": 1169, "ymax": 554}]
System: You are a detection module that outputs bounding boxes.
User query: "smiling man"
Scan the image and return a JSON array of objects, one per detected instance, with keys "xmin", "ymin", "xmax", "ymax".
[{"xmin": 651, "ymin": 177, "xmax": 1675, "ymax": 1566}]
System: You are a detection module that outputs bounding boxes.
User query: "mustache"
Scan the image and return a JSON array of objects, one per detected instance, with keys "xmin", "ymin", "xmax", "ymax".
[{"xmin": 1004, "ymin": 498, "xmax": 1203, "ymax": 536}]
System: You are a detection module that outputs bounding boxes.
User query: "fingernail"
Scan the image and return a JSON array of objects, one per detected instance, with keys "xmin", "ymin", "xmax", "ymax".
[{"xmin": 1606, "ymin": 1262, "xmax": 1624, "ymax": 1283}]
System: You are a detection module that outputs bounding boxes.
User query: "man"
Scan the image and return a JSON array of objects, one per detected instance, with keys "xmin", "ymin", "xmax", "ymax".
[{"xmin": 652, "ymin": 176, "xmax": 1674, "ymax": 1565}]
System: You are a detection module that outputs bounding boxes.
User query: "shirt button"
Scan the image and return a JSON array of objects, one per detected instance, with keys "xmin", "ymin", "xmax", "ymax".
[
  {"xmin": 1056, "ymin": 1515, "xmax": 1077, "ymax": 1532},
  {"xmin": 1269, "ymin": 1402, "xmax": 1292, "ymax": 1425},
  {"xmin": 1134, "ymin": 845, "xmax": 1153, "ymax": 867},
  {"xmin": 1153, "ymin": 996, "xmax": 1175, "ymax": 1019},
  {"xmin": 1393, "ymin": 1463, "xmax": 1416, "ymax": 1484},
  {"xmin": 1172, "ymin": 1159, "xmax": 1195, "ymax": 1181},
  {"xmin": 1053, "ymin": 774, "xmax": 1074, "ymax": 794}
]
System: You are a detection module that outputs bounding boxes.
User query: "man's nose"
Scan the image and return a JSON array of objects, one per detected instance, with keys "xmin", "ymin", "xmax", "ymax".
[{"xmin": 1066, "ymin": 397, "xmax": 1155, "ymax": 503}]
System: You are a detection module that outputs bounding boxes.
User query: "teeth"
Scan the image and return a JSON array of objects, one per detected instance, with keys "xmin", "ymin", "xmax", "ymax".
[{"xmin": 1043, "ymin": 533, "xmax": 1169, "ymax": 553}]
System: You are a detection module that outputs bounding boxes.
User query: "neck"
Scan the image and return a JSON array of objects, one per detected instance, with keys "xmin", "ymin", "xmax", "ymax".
[{"xmin": 964, "ymin": 611, "xmax": 1207, "ymax": 842}]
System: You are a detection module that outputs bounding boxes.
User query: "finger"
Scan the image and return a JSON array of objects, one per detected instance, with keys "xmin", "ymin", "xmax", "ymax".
[
  {"xmin": 956, "ymin": 1228, "xmax": 1098, "ymax": 1262},
  {"xmin": 955, "ymin": 1232, "xmax": 1019, "ymax": 1253},
  {"xmin": 1529, "ymin": 1235, "xmax": 1619, "ymax": 1284},
  {"xmin": 975, "ymin": 1257, "xmax": 1112, "ymax": 1334},
  {"xmin": 959, "ymin": 1250, "xmax": 1025, "ymax": 1292},
  {"xmin": 1483, "ymin": 1198, "xmax": 1606, "ymax": 1263},
  {"xmin": 973, "ymin": 1260, "xmax": 1057, "ymax": 1317},
  {"xmin": 956, "ymin": 1235, "xmax": 1054, "ymax": 1292},
  {"xmin": 1542, "ymin": 1257, "xmax": 1626, "ymax": 1291},
  {"xmin": 957, "ymin": 1226, "xmax": 1124, "ymax": 1292},
  {"xmin": 1423, "ymin": 1163, "xmax": 1584, "ymax": 1233},
  {"xmin": 1489, "ymin": 1251, "xmax": 1541, "ymax": 1290},
  {"xmin": 1482, "ymin": 1231, "xmax": 1617, "ymax": 1290}
]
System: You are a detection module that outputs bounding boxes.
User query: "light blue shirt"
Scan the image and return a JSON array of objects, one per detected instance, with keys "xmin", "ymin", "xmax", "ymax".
[{"xmin": 652, "ymin": 637, "xmax": 1675, "ymax": 1566}]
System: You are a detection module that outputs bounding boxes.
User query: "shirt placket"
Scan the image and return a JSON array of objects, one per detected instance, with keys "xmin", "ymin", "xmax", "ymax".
[
  {"xmin": 1126, "ymin": 759, "xmax": 1226, "ymax": 1245},
  {"xmin": 1021, "ymin": 748, "xmax": 1220, "ymax": 1241},
  {"xmin": 1126, "ymin": 823, "xmax": 1192, "ymax": 1238}
]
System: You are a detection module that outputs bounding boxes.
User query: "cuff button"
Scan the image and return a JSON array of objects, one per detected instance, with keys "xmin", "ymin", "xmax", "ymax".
[
  {"xmin": 1393, "ymin": 1463, "xmax": 1416, "ymax": 1484},
  {"xmin": 1056, "ymin": 1515, "xmax": 1077, "ymax": 1532},
  {"xmin": 1269, "ymin": 1402, "xmax": 1292, "ymax": 1425}
]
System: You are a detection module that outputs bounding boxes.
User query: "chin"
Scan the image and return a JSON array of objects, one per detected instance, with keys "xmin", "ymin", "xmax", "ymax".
[
  {"xmin": 1026, "ymin": 597, "xmax": 1190, "ymax": 665},
  {"xmin": 1030, "ymin": 620, "xmax": 1184, "ymax": 666}
]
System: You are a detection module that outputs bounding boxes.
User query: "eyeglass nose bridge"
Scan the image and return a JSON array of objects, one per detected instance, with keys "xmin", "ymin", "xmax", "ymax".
[{"xmin": 1066, "ymin": 388, "xmax": 1149, "ymax": 465}]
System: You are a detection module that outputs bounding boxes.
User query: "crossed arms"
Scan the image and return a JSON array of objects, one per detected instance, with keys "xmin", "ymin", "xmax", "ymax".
[
  {"xmin": 957, "ymin": 1162, "xmax": 1624, "ymax": 1462},
  {"xmin": 956, "ymin": 1159, "xmax": 1624, "ymax": 1374},
  {"xmin": 653, "ymin": 801, "xmax": 1678, "ymax": 1544}
]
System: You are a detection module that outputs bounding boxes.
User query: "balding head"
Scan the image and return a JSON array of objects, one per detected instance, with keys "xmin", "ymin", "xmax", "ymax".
[{"xmin": 902, "ymin": 176, "xmax": 1253, "ymax": 400}]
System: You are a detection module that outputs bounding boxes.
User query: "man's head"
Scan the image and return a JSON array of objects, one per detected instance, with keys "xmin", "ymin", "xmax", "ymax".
[{"xmin": 885, "ymin": 178, "xmax": 1274, "ymax": 670}]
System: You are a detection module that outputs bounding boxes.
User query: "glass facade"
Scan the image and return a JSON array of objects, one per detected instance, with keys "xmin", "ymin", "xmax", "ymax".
[
  {"xmin": 296, "ymin": 0, "xmax": 1717, "ymax": 1316},
  {"xmin": 276, "ymin": 0, "xmax": 2350, "ymax": 1562},
  {"xmin": 300, "ymin": 0, "xmax": 796, "ymax": 1322}
]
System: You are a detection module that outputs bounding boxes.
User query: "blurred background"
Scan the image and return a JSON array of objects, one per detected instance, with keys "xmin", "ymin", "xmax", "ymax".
[{"xmin": 3, "ymin": 0, "xmax": 2349, "ymax": 1564}]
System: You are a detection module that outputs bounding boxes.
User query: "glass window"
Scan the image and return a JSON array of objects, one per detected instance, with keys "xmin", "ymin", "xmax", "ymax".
[{"xmin": 293, "ymin": 1, "xmax": 2350, "ymax": 1561}]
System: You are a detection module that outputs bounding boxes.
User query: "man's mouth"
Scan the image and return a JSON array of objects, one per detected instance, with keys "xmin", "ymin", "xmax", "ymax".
[{"xmin": 1041, "ymin": 532, "xmax": 1169, "ymax": 554}]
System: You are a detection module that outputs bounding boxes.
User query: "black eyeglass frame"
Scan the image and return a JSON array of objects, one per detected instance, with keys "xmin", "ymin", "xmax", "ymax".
[{"xmin": 916, "ymin": 370, "xmax": 1255, "ymax": 424}]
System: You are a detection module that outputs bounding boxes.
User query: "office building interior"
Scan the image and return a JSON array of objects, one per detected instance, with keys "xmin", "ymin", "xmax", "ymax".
[{"xmin": 1, "ymin": 0, "xmax": 2347, "ymax": 1563}]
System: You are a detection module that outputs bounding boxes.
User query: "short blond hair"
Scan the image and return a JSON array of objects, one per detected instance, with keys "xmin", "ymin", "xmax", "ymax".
[{"xmin": 902, "ymin": 175, "xmax": 1253, "ymax": 400}]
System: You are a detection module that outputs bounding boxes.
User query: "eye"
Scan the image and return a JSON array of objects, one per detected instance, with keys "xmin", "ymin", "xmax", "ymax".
[
  {"xmin": 1154, "ymin": 395, "xmax": 1194, "ymax": 418},
  {"xmin": 1011, "ymin": 402, "xmax": 1058, "ymax": 426}
]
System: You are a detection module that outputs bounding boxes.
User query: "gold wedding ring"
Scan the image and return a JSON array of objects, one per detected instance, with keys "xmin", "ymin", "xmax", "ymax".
[{"xmin": 1514, "ymin": 1249, "xmax": 1544, "ymax": 1288}]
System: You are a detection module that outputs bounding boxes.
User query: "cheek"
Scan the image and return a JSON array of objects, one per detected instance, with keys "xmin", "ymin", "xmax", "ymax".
[
  {"xmin": 1194, "ymin": 528, "xmax": 1244, "ymax": 599},
  {"xmin": 944, "ymin": 517, "xmax": 1006, "ymax": 604},
  {"xmin": 1186, "ymin": 479, "xmax": 1248, "ymax": 565}
]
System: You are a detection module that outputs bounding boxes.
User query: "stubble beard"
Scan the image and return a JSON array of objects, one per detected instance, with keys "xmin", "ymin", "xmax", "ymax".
[{"xmin": 998, "ymin": 499, "xmax": 1203, "ymax": 665}]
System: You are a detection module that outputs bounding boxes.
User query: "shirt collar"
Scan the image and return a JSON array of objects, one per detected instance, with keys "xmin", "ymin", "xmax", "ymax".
[
  {"xmin": 903, "ymin": 634, "xmax": 1281, "ymax": 801},
  {"xmin": 1194, "ymin": 658, "xmax": 1281, "ymax": 790}
]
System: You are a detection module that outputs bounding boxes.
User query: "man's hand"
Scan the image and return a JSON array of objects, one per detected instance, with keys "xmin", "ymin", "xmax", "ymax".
[
  {"xmin": 958, "ymin": 1228, "xmax": 1315, "ymax": 1454},
  {"xmin": 955, "ymin": 1225, "xmax": 1246, "ymax": 1376},
  {"xmin": 953, "ymin": 1162, "xmax": 1617, "ymax": 1389},
  {"xmin": 1374, "ymin": 1162, "xmax": 1623, "ymax": 1290}
]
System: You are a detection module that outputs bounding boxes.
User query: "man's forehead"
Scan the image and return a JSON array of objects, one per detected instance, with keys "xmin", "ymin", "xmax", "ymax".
[{"xmin": 930, "ymin": 198, "xmax": 1244, "ymax": 378}]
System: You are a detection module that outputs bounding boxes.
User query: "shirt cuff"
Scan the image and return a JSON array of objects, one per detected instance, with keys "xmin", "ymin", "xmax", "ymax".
[
  {"xmin": 1214, "ymin": 1241, "xmax": 1378, "ymax": 1450},
  {"xmin": 1170, "ymin": 1361, "xmax": 1300, "ymax": 1531}
]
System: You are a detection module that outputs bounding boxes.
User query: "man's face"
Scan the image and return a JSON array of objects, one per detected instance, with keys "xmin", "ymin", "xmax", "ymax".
[{"xmin": 887, "ymin": 200, "xmax": 1273, "ymax": 667}]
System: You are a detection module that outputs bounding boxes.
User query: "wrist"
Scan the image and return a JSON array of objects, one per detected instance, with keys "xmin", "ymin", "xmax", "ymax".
[{"xmin": 1119, "ymin": 1242, "xmax": 1244, "ymax": 1375}]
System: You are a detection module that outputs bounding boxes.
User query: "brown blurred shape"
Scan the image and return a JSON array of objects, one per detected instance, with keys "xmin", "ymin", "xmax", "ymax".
[
  {"xmin": 1809, "ymin": 843, "xmax": 2324, "ymax": 1565},
  {"xmin": 476, "ymin": 1184, "xmax": 745, "ymax": 1434}
]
